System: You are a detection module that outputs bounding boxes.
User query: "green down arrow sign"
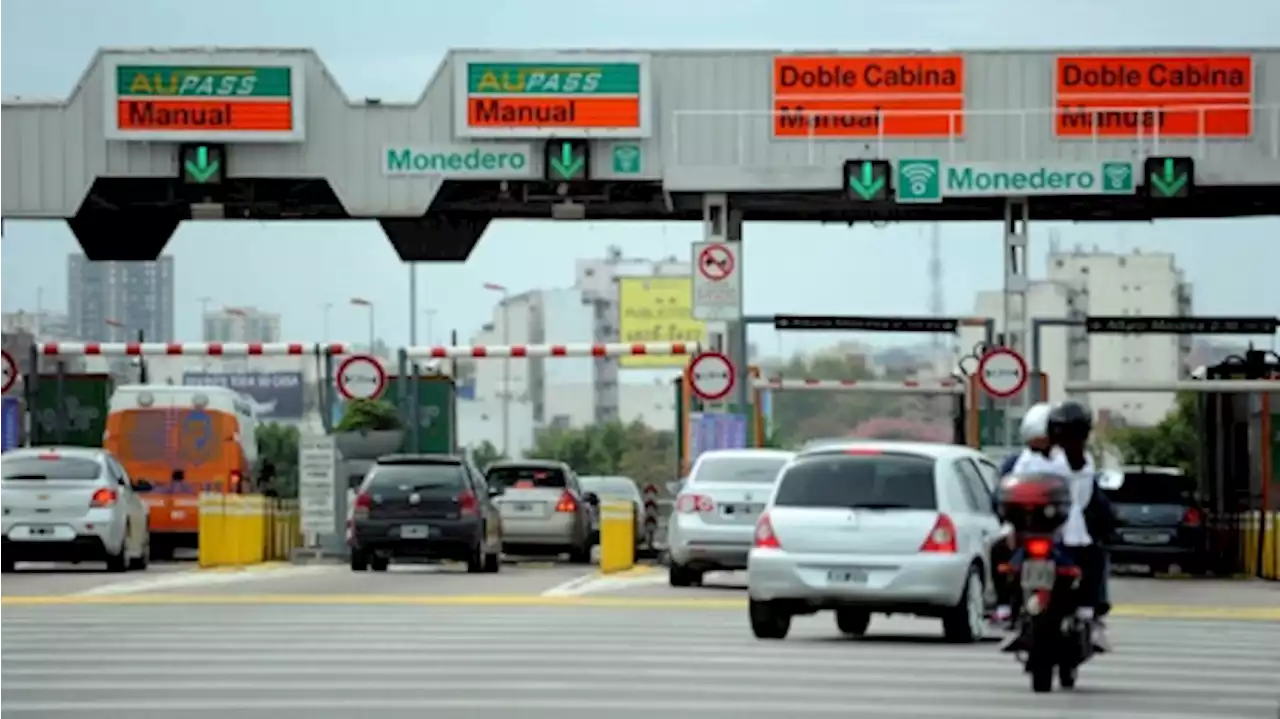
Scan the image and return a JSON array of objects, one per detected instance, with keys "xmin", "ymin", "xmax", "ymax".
[
  {"xmin": 548, "ymin": 141, "xmax": 586, "ymax": 180},
  {"xmin": 1149, "ymin": 157, "xmax": 1189, "ymax": 198},
  {"xmin": 846, "ymin": 161, "xmax": 887, "ymax": 201},
  {"xmin": 184, "ymin": 146, "xmax": 222, "ymax": 184}
]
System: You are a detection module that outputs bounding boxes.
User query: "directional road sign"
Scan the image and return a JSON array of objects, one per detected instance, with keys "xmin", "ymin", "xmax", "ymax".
[
  {"xmin": 179, "ymin": 144, "xmax": 225, "ymax": 185},
  {"xmin": 977, "ymin": 347, "xmax": 1029, "ymax": 399},
  {"xmin": 692, "ymin": 242, "xmax": 743, "ymax": 321},
  {"xmin": 687, "ymin": 351, "xmax": 736, "ymax": 402},
  {"xmin": 545, "ymin": 139, "xmax": 589, "ymax": 181},
  {"xmin": 843, "ymin": 160, "xmax": 891, "ymax": 201},
  {"xmin": 1145, "ymin": 157, "xmax": 1193, "ymax": 199},
  {"xmin": 336, "ymin": 354, "xmax": 388, "ymax": 401},
  {"xmin": 1, "ymin": 350, "xmax": 18, "ymax": 395}
]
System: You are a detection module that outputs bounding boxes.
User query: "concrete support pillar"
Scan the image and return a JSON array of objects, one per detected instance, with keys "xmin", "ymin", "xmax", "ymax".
[{"xmin": 1003, "ymin": 199, "xmax": 1030, "ymax": 405}]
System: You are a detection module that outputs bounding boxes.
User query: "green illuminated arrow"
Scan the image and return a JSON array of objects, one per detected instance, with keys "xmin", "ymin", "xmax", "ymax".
[
  {"xmin": 1149, "ymin": 158, "xmax": 1187, "ymax": 198},
  {"xmin": 848, "ymin": 161, "xmax": 885, "ymax": 201},
  {"xmin": 549, "ymin": 142, "xmax": 584, "ymax": 179},
  {"xmin": 184, "ymin": 146, "xmax": 221, "ymax": 184}
]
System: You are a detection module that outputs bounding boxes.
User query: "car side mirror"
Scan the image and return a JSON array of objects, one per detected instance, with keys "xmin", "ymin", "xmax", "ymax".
[
  {"xmin": 132, "ymin": 479, "xmax": 153, "ymax": 493},
  {"xmin": 584, "ymin": 492, "xmax": 600, "ymax": 506}
]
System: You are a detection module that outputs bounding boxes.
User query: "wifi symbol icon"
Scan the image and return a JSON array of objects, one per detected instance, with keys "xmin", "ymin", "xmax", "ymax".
[{"xmin": 897, "ymin": 159, "xmax": 942, "ymax": 203}]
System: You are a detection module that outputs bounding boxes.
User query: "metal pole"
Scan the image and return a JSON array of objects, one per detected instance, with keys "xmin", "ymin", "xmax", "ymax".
[
  {"xmin": 501, "ymin": 297, "xmax": 511, "ymax": 458},
  {"xmin": 368, "ymin": 308, "xmax": 376, "ymax": 355},
  {"xmin": 408, "ymin": 264, "xmax": 418, "ymax": 346},
  {"xmin": 54, "ymin": 361, "xmax": 66, "ymax": 444},
  {"xmin": 409, "ymin": 362, "xmax": 421, "ymax": 452}
]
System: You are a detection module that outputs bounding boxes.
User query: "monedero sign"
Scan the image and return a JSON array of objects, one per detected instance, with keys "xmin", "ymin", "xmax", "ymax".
[{"xmin": 103, "ymin": 54, "xmax": 307, "ymax": 142}]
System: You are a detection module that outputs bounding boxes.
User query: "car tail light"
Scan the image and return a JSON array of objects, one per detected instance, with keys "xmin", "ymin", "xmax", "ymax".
[
  {"xmin": 753, "ymin": 512, "xmax": 781, "ymax": 549},
  {"xmin": 920, "ymin": 513, "xmax": 957, "ymax": 553},
  {"xmin": 675, "ymin": 494, "xmax": 715, "ymax": 514},
  {"xmin": 352, "ymin": 492, "xmax": 372, "ymax": 520},
  {"xmin": 458, "ymin": 490, "xmax": 480, "ymax": 517},
  {"xmin": 230, "ymin": 470, "xmax": 243, "ymax": 492},
  {"xmin": 37, "ymin": 453, "xmax": 61, "ymax": 460},
  {"xmin": 555, "ymin": 491, "xmax": 577, "ymax": 513},
  {"xmin": 1183, "ymin": 507, "xmax": 1203, "ymax": 528},
  {"xmin": 90, "ymin": 488, "xmax": 118, "ymax": 508},
  {"xmin": 1024, "ymin": 537, "xmax": 1053, "ymax": 559}
]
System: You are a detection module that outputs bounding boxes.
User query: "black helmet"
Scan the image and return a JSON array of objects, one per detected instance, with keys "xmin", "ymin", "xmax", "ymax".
[{"xmin": 1047, "ymin": 400, "xmax": 1092, "ymax": 438}]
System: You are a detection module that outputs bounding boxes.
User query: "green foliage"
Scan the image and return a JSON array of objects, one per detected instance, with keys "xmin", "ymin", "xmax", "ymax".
[
  {"xmin": 1106, "ymin": 392, "xmax": 1199, "ymax": 479},
  {"xmin": 255, "ymin": 422, "xmax": 300, "ymax": 498},
  {"xmin": 470, "ymin": 440, "xmax": 506, "ymax": 471},
  {"xmin": 336, "ymin": 398, "xmax": 402, "ymax": 432},
  {"xmin": 525, "ymin": 420, "xmax": 676, "ymax": 489}
]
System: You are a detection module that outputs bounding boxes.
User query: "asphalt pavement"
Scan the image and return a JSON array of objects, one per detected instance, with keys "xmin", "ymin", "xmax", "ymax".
[{"xmin": 2, "ymin": 600, "xmax": 1278, "ymax": 718}]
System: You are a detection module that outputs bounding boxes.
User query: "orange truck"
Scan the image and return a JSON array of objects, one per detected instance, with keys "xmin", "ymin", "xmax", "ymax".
[{"xmin": 103, "ymin": 385, "xmax": 259, "ymax": 559}]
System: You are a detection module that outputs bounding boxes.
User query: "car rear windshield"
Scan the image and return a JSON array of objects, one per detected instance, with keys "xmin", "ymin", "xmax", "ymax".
[
  {"xmin": 1106, "ymin": 473, "xmax": 1197, "ymax": 505},
  {"xmin": 693, "ymin": 456, "xmax": 789, "ymax": 484},
  {"xmin": 774, "ymin": 453, "xmax": 937, "ymax": 510},
  {"xmin": 487, "ymin": 466, "xmax": 567, "ymax": 491},
  {"xmin": 365, "ymin": 463, "xmax": 467, "ymax": 491},
  {"xmin": 2, "ymin": 456, "xmax": 101, "ymax": 481}
]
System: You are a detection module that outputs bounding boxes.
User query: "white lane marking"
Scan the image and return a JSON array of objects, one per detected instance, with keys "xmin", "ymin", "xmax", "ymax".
[
  {"xmin": 72, "ymin": 566, "xmax": 332, "ymax": 596},
  {"xmin": 539, "ymin": 573, "xmax": 603, "ymax": 597},
  {"xmin": 543, "ymin": 572, "xmax": 669, "ymax": 596}
]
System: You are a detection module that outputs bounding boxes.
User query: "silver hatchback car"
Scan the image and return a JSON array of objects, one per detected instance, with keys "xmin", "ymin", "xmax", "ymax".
[
  {"xmin": 667, "ymin": 449, "xmax": 794, "ymax": 586},
  {"xmin": 1, "ymin": 447, "xmax": 152, "ymax": 573},
  {"xmin": 747, "ymin": 442, "xmax": 1003, "ymax": 643}
]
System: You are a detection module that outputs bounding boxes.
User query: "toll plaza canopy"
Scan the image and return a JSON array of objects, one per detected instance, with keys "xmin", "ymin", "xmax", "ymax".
[{"xmin": 2, "ymin": 47, "xmax": 1278, "ymax": 261}]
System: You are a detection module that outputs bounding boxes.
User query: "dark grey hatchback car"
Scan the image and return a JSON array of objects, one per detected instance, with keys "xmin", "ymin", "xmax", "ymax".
[{"xmin": 348, "ymin": 454, "xmax": 504, "ymax": 573}]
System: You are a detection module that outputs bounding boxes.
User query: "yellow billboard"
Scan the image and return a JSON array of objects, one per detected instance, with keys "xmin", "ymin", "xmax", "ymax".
[{"xmin": 617, "ymin": 276, "xmax": 705, "ymax": 369}]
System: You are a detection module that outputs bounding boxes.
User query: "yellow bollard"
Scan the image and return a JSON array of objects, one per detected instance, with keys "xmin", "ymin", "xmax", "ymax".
[
  {"xmin": 197, "ymin": 493, "xmax": 226, "ymax": 568},
  {"xmin": 598, "ymin": 500, "xmax": 635, "ymax": 574}
]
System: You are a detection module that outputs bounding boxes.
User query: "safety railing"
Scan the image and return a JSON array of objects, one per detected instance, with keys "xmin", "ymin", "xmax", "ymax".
[{"xmin": 670, "ymin": 103, "xmax": 1280, "ymax": 167}]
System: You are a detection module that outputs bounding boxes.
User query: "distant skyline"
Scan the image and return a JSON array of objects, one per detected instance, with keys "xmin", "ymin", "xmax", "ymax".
[{"xmin": 4, "ymin": 0, "xmax": 1279, "ymax": 359}]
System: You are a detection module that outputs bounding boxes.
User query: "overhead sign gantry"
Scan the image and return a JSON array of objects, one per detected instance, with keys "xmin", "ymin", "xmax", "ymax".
[{"xmin": 4, "ymin": 47, "xmax": 1277, "ymax": 404}]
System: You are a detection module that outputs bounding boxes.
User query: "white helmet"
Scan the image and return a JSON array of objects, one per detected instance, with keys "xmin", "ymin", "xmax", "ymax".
[{"xmin": 1020, "ymin": 403, "xmax": 1052, "ymax": 443}]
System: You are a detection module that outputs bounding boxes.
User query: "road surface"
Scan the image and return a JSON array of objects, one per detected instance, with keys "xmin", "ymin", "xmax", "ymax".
[{"xmin": 2, "ymin": 601, "xmax": 1277, "ymax": 718}]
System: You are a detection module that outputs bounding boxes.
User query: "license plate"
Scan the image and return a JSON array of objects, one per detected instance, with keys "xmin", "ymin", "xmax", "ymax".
[
  {"xmin": 1126, "ymin": 531, "xmax": 1171, "ymax": 545},
  {"xmin": 508, "ymin": 502, "xmax": 538, "ymax": 513},
  {"xmin": 1021, "ymin": 559, "xmax": 1056, "ymax": 590},
  {"xmin": 11, "ymin": 525, "xmax": 72, "ymax": 542},
  {"xmin": 827, "ymin": 568, "xmax": 867, "ymax": 584},
  {"xmin": 400, "ymin": 525, "xmax": 433, "ymax": 539}
]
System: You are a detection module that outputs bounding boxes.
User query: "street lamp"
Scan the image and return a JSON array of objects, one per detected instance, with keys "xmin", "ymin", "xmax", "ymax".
[
  {"xmin": 483, "ymin": 282, "xmax": 510, "ymax": 457},
  {"xmin": 350, "ymin": 297, "xmax": 375, "ymax": 353}
]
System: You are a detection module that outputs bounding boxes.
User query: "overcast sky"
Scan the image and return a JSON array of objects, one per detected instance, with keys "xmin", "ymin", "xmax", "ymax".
[{"xmin": 3, "ymin": 0, "xmax": 1277, "ymax": 359}]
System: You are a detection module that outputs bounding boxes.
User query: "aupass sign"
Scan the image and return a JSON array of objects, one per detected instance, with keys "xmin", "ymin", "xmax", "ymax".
[
  {"xmin": 103, "ymin": 54, "xmax": 307, "ymax": 142},
  {"xmin": 895, "ymin": 159, "xmax": 1136, "ymax": 203}
]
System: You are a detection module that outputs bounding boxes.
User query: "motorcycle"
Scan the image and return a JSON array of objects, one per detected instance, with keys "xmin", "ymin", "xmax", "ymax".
[{"xmin": 997, "ymin": 474, "xmax": 1095, "ymax": 693}]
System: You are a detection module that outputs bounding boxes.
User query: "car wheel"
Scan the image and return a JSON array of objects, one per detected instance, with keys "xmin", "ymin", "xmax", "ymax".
[
  {"xmin": 369, "ymin": 556, "xmax": 390, "ymax": 572},
  {"xmin": 942, "ymin": 566, "xmax": 986, "ymax": 643},
  {"xmin": 483, "ymin": 549, "xmax": 502, "ymax": 573},
  {"xmin": 466, "ymin": 543, "xmax": 486, "ymax": 574},
  {"xmin": 150, "ymin": 541, "xmax": 174, "ymax": 562},
  {"xmin": 128, "ymin": 536, "xmax": 150, "ymax": 571},
  {"xmin": 749, "ymin": 599, "xmax": 791, "ymax": 640},
  {"xmin": 568, "ymin": 541, "xmax": 593, "ymax": 565},
  {"xmin": 669, "ymin": 563, "xmax": 701, "ymax": 587},
  {"xmin": 1, "ymin": 559, "xmax": 15, "ymax": 573},
  {"xmin": 104, "ymin": 534, "xmax": 130, "ymax": 573},
  {"xmin": 350, "ymin": 550, "xmax": 369, "ymax": 572},
  {"xmin": 835, "ymin": 609, "xmax": 872, "ymax": 637}
]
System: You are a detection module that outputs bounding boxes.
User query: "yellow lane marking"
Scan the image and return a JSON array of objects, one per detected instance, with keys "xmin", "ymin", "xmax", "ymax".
[{"xmin": 2, "ymin": 593, "xmax": 1278, "ymax": 620}]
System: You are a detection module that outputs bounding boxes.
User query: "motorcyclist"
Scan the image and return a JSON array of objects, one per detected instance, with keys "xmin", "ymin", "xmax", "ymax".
[
  {"xmin": 991, "ymin": 403, "xmax": 1054, "ymax": 626},
  {"xmin": 1041, "ymin": 400, "xmax": 1116, "ymax": 652}
]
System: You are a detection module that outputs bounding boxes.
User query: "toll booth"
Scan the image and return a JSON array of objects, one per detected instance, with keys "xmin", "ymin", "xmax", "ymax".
[{"xmin": 1198, "ymin": 351, "xmax": 1279, "ymax": 576}]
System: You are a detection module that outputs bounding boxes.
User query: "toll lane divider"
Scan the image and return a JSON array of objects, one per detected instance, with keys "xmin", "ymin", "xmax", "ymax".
[
  {"xmin": 4, "ymin": 594, "xmax": 1278, "ymax": 620},
  {"xmin": 197, "ymin": 494, "xmax": 302, "ymax": 569},
  {"xmin": 1241, "ymin": 511, "xmax": 1280, "ymax": 581}
]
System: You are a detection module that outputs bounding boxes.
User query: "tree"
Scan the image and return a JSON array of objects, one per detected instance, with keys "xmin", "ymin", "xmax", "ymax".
[
  {"xmin": 526, "ymin": 420, "xmax": 676, "ymax": 490},
  {"xmin": 1107, "ymin": 392, "xmax": 1199, "ymax": 478},
  {"xmin": 336, "ymin": 398, "xmax": 402, "ymax": 432},
  {"xmin": 255, "ymin": 422, "xmax": 300, "ymax": 498},
  {"xmin": 470, "ymin": 440, "xmax": 505, "ymax": 471}
]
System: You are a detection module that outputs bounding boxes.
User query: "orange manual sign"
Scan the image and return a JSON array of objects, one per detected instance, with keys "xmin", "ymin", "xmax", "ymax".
[
  {"xmin": 1054, "ymin": 55, "xmax": 1253, "ymax": 138},
  {"xmin": 772, "ymin": 56, "xmax": 965, "ymax": 138}
]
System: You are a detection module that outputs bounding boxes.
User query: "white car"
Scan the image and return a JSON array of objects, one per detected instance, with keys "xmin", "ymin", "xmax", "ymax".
[
  {"xmin": 747, "ymin": 441, "xmax": 1003, "ymax": 642},
  {"xmin": 667, "ymin": 449, "xmax": 795, "ymax": 586},
  {"xmin": 1, "ymin": 447, "xmax": 152, "ymax": 573}
]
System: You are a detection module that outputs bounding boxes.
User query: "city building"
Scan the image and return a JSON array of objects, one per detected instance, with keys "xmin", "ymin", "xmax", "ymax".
[
  {"xmin": 1, "ymin": 310, "xmax": 74, "ymax": 340},
  {"xmin": 67, "ymin": 255, "xmax": 175, "ymax": 342},
  {"xmin": 961, "ymin": 245, "xmax": 1193, "ymax": 426},
  {"xmin": 203, "ymin": 307, "xmax": 283, "ymax": 344}
]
